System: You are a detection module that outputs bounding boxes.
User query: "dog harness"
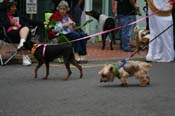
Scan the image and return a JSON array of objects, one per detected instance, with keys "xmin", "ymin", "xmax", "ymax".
[
  {"xmin": 113, "ymin": 59, "xmax": 127, "ymax": 79},
  {"xmin": 32, "ymin": 44, "xmax": 47, "ymax": 57},
  {"xmin": 113, "ymin": 64, "xmax": 120, "ymax": 78}
]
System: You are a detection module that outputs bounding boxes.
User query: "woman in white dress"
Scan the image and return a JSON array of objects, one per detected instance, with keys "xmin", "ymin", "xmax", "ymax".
[{"xmin": 146, "ymin": 0, "xmax": 175, "ymax": 62}]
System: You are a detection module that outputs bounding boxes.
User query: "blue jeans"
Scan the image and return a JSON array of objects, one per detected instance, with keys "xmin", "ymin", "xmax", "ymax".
[
  {"xmin": 118, "ymin": 15, "xmax": 136, "ymax": 50},
  {"xmin": 65, "ymin": 30, "xmax": 87, "ymax": 55}
]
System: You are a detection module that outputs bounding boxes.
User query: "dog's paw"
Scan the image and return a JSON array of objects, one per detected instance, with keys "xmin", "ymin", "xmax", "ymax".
[
  {"xmin": 140, "ymin": 79, "xmax": 150, "ymax": 87},
  {"xmin": 64, "ymin": 77, "xmax": 69, "ymax": 80},
  {"xmin": 80, "ymin": 74, "xmax": 83, "ymax": 79}
]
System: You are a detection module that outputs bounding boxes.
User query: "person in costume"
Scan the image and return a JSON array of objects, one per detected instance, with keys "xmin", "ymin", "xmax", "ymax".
[{"xmin": 146, "ymin": 0, "xmax": 174, "ymax": 62}]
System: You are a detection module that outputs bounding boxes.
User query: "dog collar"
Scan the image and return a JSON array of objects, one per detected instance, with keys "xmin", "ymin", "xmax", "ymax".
[
  {"xmin": 32, "ymin": 44, "xmax": 47, "ymax": 57},
  {"xmin": 113, "ymin": 59, "xmax": 127, "ymax": 79}
]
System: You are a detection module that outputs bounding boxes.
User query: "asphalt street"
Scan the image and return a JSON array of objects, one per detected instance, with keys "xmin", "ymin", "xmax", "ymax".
[{"xmin": 0, "ymin": 61, "xmax": 175, "ymax": 116}]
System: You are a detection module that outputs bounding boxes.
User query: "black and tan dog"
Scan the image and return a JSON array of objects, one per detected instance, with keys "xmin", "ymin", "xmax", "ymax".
[
  {"xmin": 23, "ymin": 41, "xmax": 83, "ymax": 80},
  {"xmin": 85, "ymin": 10, "xmax": 116, "ymax": 50}
]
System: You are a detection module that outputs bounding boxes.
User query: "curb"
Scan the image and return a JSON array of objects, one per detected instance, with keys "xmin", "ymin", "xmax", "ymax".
[{"xmin": 1, "ymin": 55, "xmax": 146, "ymax": 65}]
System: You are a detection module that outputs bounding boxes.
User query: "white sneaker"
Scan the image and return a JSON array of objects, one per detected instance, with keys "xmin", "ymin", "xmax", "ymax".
[
  {"xmin": 17, "ymin": 39, "xmax": 26, "ymax": 50},
  {"xmin": 23, "ymin": 55, "xmax": 32, "ymax": 66},
  {"xmin": 17, "ymin": 43, "xmax": 24, "ymax": 50}
]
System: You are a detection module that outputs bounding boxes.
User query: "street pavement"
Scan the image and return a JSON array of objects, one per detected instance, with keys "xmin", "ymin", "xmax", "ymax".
[{"xmin": 0, "ymin": 61, "xmax": 175, "ymax": 116}]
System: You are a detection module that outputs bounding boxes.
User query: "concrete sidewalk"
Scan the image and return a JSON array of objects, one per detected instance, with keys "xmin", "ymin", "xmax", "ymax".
[
  {"xmin": 0, "ymin": 40, "xmax": 147, "ymax": 65},
  {"xmin": 87, "ymin": 41, "xmax": 146, "ymax": 61}
]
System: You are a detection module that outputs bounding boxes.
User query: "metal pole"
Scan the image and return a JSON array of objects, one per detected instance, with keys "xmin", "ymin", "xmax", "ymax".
[{"xmin": 30, "ymin": 14, "xmax": 33, "ymax": 20}]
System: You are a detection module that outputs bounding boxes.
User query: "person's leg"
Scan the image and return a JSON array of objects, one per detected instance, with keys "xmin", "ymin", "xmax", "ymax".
[
  {"xmin": 77, "ymin": 30, "xmax": 88, "ymax": 62},
  {"xmin": 77, "ymin": 30, "xmax": 87, "ymax": 55},
  {"xmin": 65, "ymin": 32, "xmax": 82, "ymax": 61},
  {"xmin": 79, "ymin": 39, "xmax": 87, "ymax": 62},
  {"xmin": 18, "ymin": 26, "xmax": 30, "ymax": 49},
  {"xmin": 128, "ymin": 15, "xmax": 136, "ymax": 40},
  {"xmin": 118, "ymin": 15, "xmax": 132, "ymax": 51},
  {"xmin": 80, "ymin": 40, "xmax": 87, "ymax": 55},
  {"xmin": 19, "ymin": 26, "xmax": 32, "ymax": 65},
  {"xmin": 66, "ymin": 32, "xmax": 82, "ymax": 52},
  {"xmin": 20, "ymin": 27, "xmax": 31, "ymax": 65},
  {"xmin": 7, "ymin": 28, "xmax": 31, "ymax": 65}
]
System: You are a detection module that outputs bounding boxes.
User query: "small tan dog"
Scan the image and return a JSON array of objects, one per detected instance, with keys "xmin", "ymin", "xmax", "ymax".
[
  {"xmin": 98, "ymin": 60, "xmax": 152, "ymax": 87},
  {"xmin": 134, "ymin": 26, "xmax": 150, "ymax": 53}
]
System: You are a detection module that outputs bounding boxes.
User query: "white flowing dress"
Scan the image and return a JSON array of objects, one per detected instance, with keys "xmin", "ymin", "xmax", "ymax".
[{"xmin": 146, "ymin": 0, "xmax": 175, "ymax": 62}]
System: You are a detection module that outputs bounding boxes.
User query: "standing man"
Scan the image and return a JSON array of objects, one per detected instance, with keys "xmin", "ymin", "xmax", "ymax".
[{"xmin": 112, "ymin": 0, "xmax": 140, "ymax": 52}]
